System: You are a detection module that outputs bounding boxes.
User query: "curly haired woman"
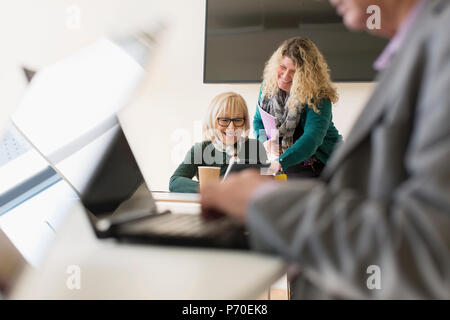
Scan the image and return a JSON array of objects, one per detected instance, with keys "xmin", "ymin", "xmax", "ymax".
[{"xmin": 254, "ymin": 37, "xmax": 342, "ymax": 177}]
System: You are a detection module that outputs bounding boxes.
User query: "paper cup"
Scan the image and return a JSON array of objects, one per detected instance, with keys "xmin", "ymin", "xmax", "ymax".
[{"xmin": 198, "ymin": 166, "xmax": 221, "ymax": 190}]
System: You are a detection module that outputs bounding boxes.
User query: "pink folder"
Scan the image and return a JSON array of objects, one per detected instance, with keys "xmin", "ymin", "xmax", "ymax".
[{"xmin": 258, "ymin": 104, "xmax": 277, "ymax": 139}]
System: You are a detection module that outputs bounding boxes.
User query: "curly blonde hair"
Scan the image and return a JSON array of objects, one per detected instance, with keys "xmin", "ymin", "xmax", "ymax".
[{"xmin": 262, "ymin": 37, "xmax": 338, "ymax": 113}]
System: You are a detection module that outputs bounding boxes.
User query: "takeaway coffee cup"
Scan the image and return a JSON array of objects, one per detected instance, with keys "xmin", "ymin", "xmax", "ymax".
[{"xmin": 198, "ymin": 166, "xmax": 221, "ymax": 190}]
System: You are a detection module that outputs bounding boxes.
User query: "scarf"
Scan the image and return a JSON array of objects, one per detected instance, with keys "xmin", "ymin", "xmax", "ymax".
[
  {"xmin": 261, "ymin": 90, "xmax": 303, "ymax": 153},
  {"xmin": 211, "ymin": 134, "xmax": 245, "ymax": 159}
]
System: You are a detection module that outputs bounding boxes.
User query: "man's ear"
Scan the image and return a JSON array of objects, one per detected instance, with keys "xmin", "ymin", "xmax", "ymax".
[{"xmin": 22, "ymin": 67, "xmax": 37, "ymax": 83}]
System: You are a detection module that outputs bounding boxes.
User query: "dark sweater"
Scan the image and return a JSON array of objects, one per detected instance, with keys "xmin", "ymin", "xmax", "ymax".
[
  {"xmin": 253, "ymin": 98, "xmax": 342, "ymax": 171},
  {"xmin": 169, "ymin": 139, "xmax": 267, "ymax": 193}
]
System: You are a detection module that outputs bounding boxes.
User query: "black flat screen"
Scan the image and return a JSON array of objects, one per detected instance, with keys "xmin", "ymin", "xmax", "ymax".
[{"xmin": 204, "ymin": 0, "xmax": 388, "ymax": 82}]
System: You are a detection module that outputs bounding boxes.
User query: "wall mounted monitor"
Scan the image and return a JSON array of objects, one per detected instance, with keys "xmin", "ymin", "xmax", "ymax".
[{"xmin": 204, "ymin": 0, "xmax": 388, "ymax": 83}]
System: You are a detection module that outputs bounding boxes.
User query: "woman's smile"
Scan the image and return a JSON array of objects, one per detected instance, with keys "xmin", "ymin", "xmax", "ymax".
[{"xmin": 276, "ymin": 56, "xmax": 296, "ymax": 92}]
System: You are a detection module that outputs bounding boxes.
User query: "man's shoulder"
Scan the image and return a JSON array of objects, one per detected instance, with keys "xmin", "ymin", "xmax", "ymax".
[
  {"xmin": 419, "ymin": 0, "xmax": 450, "ymax": 64},
  {"xmin": 431, "ymin": 0, "xmax": 450, "ymax": 18},
  {"xmin": 424, "ymin": 0, "xmax": 450, "ymax": 31},
  {"xmin": 432, "ymin": 1, "xmax": 450, "ymax": 38}
]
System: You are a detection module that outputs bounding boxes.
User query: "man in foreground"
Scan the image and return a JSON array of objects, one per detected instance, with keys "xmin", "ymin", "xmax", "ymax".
[{"xmin": 201, "ymin": 0, "xmax": 450, "ymax": 299}]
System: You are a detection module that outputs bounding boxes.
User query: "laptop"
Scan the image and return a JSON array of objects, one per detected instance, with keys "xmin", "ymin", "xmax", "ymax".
[
  {"xmin": 72, "ymin": 124, "xmax": 250, "ymax": 250},
  {"xmin": 223, "ymin": 157, "xmax": 271, "ymax": 179},
  {"xmin": 12, "ymin": 34, "xmax": 249, "ymax": 251}
]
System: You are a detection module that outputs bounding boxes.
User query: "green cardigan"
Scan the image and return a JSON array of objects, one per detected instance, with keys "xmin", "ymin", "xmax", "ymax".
[
  {"xmin": 169, "ymin": 139, "xmax": 267, "ymax": 193},
  {"xmin": 253, "ymin": 97, "xmax": 342, "ymax": 171}
]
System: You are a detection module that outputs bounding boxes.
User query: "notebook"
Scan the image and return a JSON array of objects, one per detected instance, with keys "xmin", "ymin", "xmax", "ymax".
[{"xmin": 257, "ymin": 104, "xmax": 277, "ymax": 139}]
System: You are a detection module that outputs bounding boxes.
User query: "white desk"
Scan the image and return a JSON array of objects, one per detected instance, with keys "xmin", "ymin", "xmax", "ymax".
[
  {"xmin": 10, "ymin": 197, "xmax": 285, "ymax": 299},
  {"xmin": 152, "ymin": 191, "xmax": 200, "ymax": 204}
]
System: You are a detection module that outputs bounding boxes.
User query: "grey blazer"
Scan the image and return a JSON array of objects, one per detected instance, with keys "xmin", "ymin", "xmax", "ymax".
[{"xmin": 248, "ymin": 0, "xmax": 450, "ymax": 299}]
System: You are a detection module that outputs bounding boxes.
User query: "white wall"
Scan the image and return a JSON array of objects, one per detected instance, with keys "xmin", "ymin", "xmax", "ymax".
[{"xmin": 1, "ymin": 0, "xmax": 375, "ymax": 191}]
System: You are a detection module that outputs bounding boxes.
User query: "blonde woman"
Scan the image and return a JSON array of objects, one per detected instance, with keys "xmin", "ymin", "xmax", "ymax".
[
  {"xmin": 254, "ymin": 37, "xmax": 342, "ymax": 177},
  {"xmin": 170, "ymin": 92, "xmax": 267, "ymax": 193}
]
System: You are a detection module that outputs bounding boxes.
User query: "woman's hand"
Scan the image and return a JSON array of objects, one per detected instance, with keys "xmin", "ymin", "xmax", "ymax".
[
  {"xmin": 263, "ymin": 136, "xmax": 280, "ymax": 157},
  {"xmin": 268, "ymin": 160, "xmax": 282, "ymax": 175}
]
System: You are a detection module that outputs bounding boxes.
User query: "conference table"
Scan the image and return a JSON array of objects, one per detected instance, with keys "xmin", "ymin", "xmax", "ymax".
[{"xmin": 10, "ymin": 191, "xmax": 286, "ymax": 299}]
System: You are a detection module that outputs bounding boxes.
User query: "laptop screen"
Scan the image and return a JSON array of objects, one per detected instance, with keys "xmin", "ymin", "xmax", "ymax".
[{"xmin": 79, "ymin": 124, "xmax": 157, "ymax": 230}]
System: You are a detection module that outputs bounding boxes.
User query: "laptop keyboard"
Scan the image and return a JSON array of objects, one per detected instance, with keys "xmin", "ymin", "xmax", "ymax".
[{"xmin": 122, "ymin": 213, "xmax": 241, "ymax": 238}]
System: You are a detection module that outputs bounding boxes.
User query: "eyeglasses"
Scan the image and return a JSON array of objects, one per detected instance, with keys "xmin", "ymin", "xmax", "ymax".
[{"xmin": 217, "ymin": 117, "xmax": 246, "ymax": 127}]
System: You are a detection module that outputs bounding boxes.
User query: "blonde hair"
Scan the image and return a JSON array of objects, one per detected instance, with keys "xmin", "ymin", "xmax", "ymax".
[
  {"xmin": 262, "ymin": 37, "xmax": 338, "ymax": 113},
  {"xmin": 203, "ymin": 92, "xmax": 250, "ymax": 141}
]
